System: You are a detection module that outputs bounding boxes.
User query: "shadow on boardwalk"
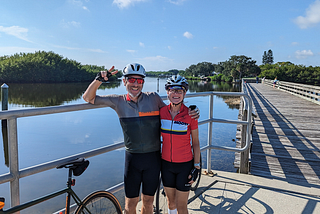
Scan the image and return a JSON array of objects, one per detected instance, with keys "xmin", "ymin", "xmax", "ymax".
[{"xmin": 246, "ymin": 83, "xmax": 320, "ymax": 188}]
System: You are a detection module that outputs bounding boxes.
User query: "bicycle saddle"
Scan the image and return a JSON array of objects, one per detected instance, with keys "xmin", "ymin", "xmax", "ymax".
[{"xmin": 56, "ymin": 158, "xmax": 90, "ymax": 176}]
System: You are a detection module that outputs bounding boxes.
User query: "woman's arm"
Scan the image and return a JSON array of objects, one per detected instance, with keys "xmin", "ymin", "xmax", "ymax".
[{"xmin": 191, "ymin": 128, "xmax": 201, "ymax": 168}]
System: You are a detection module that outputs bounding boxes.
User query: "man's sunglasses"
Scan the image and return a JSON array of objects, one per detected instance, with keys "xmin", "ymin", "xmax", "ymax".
[{"xmin": 127, "ymin": 77, "xmax": 145, "ymax": 84}]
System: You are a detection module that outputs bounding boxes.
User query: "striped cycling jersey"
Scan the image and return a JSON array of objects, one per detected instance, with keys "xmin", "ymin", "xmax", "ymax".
[
  {"xmin": 160, "ymin": 104, "xmax": 198, "ymax": 163},
  {"xmin": 94, "ymin": 92, "xmax": 166, "ymax": 153}
]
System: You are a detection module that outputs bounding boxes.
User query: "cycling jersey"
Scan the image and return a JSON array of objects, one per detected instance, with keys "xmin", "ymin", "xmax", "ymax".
[
  {"xmin": 160, "ymin": 103, "xmax": 198, "ymax": 163},
  {"xmin": 94, "ymin": 92, "xmax": 166, "ymax": 153}
]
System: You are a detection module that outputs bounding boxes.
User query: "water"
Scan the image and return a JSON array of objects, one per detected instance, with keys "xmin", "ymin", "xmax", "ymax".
[{"xmin": 0, "ymin": 77, "xmax": 240, "ymax": 213}]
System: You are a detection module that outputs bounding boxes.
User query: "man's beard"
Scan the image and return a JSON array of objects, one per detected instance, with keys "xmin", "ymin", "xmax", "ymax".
[{"xmin": 129, "ymin": 91, "xmax": 141, "ymax": 98}]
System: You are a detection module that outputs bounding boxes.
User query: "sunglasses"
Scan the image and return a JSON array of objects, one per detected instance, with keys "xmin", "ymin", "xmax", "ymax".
[
  {"xmin": 127, "ymin": 77, "xmax": 145, "ymax": 84},
  {"xmin": 168, "ymin": 89, "xmax": 184, "ymax": 94}
]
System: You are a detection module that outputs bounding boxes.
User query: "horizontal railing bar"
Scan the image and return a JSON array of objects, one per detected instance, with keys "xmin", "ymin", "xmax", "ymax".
[
  {"xmin": 0, "ymin": 142, "xmax": 124, "ymax": 184},
  {"xmin": 0, "ymin": 92, "xmax": 247, "ymax": 120},
  {"xmin": 19, "ymin": 142, "xmax": 125, "ymax": 179},
  {"xmin": 199, "ymin": 118, "xmax": 249, "ymax": 126},
  {"xmin": 0, "ymin": 103, "xmax": 104, "ymax": 120}
]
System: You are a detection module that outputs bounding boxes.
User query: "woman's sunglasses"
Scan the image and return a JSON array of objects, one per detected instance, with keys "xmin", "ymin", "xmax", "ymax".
[{"xmin": 127, "ymin": 77, "xmax": 145, "ymax": 84}]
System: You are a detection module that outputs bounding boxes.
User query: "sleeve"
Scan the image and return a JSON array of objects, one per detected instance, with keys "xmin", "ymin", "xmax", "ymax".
[
  {"xmin": 93, "ymin": 94, "xmax": 120, "ymax": 109},
  {"xmin": 190, "ymin": 117, "xmax": 198, "ymax": 130},
  {"xmin": 154, "ymin": 92, "xmax": 166, "ymax": 108}
]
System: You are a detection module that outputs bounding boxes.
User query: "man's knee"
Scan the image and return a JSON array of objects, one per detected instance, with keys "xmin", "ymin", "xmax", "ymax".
[{"xmin": 125, "ymin": 197, "xmax": 139, "ymax": 214}]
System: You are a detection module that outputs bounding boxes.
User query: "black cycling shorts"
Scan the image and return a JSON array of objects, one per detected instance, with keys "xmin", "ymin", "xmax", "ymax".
[
  {"xmin": 124, "ymin": 151, "xmax": 161, "ymax": 198},
  {"xmin": 161, "ymin": 159, "xmax": 193, "ymax": 192}
]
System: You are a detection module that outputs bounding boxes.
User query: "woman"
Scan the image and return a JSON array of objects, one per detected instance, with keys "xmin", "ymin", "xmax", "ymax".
[
  {"xmin": 160, "ymin": 75, "xmax": 201, "ymax": 214},
  {"xmin": 273, "ymin": 77, "xmax": 278, "ymax": 88}
]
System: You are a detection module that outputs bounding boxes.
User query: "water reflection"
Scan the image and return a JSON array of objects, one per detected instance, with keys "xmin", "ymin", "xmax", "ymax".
[
  {"xmin": 189, "ymin": 80, "xmax": 241, "ymax": 109},
  {"xmin": 3, "ymin": 81, "xmax": 121, "ymax": 107}
]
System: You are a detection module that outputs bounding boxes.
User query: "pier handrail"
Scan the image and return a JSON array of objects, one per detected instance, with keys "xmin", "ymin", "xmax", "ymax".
[
  {"xmin": 0, "ymin": 89, "xmax": 252, "ymax": 210},
  {"xmin": 263, "ymin": 79, "xmax": 320, "ymax": 105}
]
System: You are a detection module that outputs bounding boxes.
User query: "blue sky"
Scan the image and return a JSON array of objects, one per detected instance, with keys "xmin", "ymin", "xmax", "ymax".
[{"xmin": 1, "ymin": 0, "xmax": 320, "ymax": 71}]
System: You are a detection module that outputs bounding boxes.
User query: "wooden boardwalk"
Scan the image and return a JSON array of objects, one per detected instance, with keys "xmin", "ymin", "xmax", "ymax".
[{"xmin": 246, "ymin": 83, "xmax": 320, "ymax": 186}]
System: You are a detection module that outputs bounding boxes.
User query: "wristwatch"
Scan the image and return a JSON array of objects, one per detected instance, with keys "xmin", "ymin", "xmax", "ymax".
[{"xmin": 194, "ymin": 163, "xmax": 200, "ymax": 167}]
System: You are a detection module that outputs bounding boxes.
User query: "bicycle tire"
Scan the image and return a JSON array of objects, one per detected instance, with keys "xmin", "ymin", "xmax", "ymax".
[
  {"xmin": 75, "ymin": 190, "xmax": 122, "ymax": 214},
  {"xmin": 190, "ymin": 154, "xmax": 202, "ymax": 191}
]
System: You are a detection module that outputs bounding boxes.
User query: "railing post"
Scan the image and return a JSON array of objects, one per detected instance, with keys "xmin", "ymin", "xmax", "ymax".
[
  {"xmin": 8, "ymin": 117, "xmax": 20, "ymax": 209},
  {"xmin": 239, "ymin": 109, "xmax": 249, "ymax": 173},
  {"xmin": 206, "ymin": 94, "xmax": 214, "ymax": 173}
]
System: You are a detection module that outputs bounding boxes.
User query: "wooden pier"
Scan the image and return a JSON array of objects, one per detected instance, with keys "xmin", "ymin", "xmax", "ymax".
[{"xmin": 246, "ymin": 83, "xmax": 320, "ymax": 186}]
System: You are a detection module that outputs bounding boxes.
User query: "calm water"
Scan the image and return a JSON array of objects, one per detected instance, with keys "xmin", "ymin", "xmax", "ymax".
[{"xmin": 0, "ymin": 77, "xmax": 240, "ymax": 213}]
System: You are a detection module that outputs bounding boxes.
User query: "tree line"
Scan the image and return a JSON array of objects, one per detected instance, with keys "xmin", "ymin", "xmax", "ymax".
[{"xmin": 0, "ymin": 51, "xmax": 122, "ymax": 83}]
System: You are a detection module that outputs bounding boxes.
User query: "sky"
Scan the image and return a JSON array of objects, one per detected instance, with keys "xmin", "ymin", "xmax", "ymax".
[{"xmin": 1, "ymin": 0, "xmax": 320, "ymax": 71}]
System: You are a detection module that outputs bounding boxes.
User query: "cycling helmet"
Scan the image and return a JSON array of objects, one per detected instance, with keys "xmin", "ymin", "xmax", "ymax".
[
  {"xmin": 123, "ymin": 63, "xmax": 146, "ymax": 77},
  {"xmin": 165, "ymin": 75, "xmax": 189, "ymax": 91}
]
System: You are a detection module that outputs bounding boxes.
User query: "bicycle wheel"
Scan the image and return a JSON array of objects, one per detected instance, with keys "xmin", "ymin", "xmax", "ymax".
[
  {"xmin": 190, "ymin": 154, "xmax": 202, "ymax": 191},
  {"xmin": 75, "ymin": 190, "xmax": 122, "ymax": 214}
]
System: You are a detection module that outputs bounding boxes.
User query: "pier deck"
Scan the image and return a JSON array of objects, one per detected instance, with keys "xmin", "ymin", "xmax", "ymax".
[{"xmin": 246, "ymin": 83, "xmax": 320, "ymax": 186}]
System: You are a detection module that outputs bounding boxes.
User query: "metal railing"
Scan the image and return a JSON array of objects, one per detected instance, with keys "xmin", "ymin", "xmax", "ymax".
[
  {"xmin": 263, "ymin": 79, "xmax": 320, "ymax": 105},
  {"xmin": 0, "ymin": 83, "xmax": 252, "ymax": 210}
]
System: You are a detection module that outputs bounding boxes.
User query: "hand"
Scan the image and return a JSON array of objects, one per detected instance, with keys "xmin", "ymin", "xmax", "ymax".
[
  {"xmin": 95, "ymin": 66, "xmax": 118, "ymax": 82},
  {"xmin": 188, "ymin": 105, "xmax": 200, "ymax": 120},
  {"xmin": 188, "ymin": 167, "xmax": 199, "ymax": 184}
]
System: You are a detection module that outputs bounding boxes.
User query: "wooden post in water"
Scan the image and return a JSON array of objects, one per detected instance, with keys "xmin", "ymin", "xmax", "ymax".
[
  {"xmin": 1, "ymin": 83, "xmax": 8, "ymax": 111},
  {"xmin": 1, "ymin": 83, "xmax": 9, "ymax": 167}
]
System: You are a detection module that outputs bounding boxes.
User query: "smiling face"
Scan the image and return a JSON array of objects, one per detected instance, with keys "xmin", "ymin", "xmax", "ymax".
[
  {"xmin": 167, "ymin": 86, "xmax": 186, "ymax": 105},
  {"xmin": 123, "ymin": 75, "xmax": 144, "ymax": 101}
]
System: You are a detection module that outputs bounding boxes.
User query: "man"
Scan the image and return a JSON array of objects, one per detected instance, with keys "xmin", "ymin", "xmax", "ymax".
[{"xmin": 83, "ymin": 63, "xmax": 199, "ymax": 214}]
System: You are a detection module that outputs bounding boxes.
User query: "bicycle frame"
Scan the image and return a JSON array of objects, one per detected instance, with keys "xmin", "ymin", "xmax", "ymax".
[{"xmin": 0, "ymin": 168, "xmax": 83, "ymax": 214}]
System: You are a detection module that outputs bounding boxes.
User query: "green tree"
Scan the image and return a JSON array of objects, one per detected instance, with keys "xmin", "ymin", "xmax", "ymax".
[{"xmin": 262, "ymin": 51, "xmax": 267, "ymax": 65}]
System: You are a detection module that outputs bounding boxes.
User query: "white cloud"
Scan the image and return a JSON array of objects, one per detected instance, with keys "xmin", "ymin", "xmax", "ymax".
[
  {"xmin": 183, "ymin": 31, "xmax": 193, "ymax": 39},
  {"xmin": 295, "ymin": 50, "xmax": 314, "ymax": 59},
  {"xmin": 143, "ymin": 55, "xmax": 169, "ymax": 61},
  {"xmin": 0, "ymin": 26, "xmax": 31, "ymax": 42},
  {"xmin": 113, "ymin": 0, "xmax": 148, "ymax": 9},
  {"xmin": 87, "ymin": 49, "xmax": 105, "ymax": 53},
  {"xmin": 291, "ymin": 42, "xmax": 299, "ymax": 46},
  {"xmin": 70, "ymin": 0, "xmax": 90, "ymax": 11},
  {"xmin": 294, "ymin": 0, "xmax": 320, "ymax": 29},
  {"xmin": 168, "ymin": 46, "xmax": 172, "ymax": 50},
  {"xmin": 60, "ymin": 20, "xmax": 81, "ymax": 28},
  {"xmin": 139, "ymin": 42, "xmax": 145, "ymax": 47},
  {"xmin": 127, "ymin": 49, "xmax": 136, "ymax": 53},
  {"xmin": 168, "ymin": 0, "xmax": 187, "ymax": 5}
]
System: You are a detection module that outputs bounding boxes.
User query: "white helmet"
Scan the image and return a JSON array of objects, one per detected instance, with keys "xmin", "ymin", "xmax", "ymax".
[
  {"xmin": 165, "ymin": 75, "xmax": 189, "ymax": 91},
  {"xmin": 123, "ymin": 63, "xmax": 146, "ymax": 77}
]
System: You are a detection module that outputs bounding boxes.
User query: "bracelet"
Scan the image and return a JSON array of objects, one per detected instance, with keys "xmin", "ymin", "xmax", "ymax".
[{"xmin": 194, "ymin": 163, "xmax": 200, "ymax": 167}]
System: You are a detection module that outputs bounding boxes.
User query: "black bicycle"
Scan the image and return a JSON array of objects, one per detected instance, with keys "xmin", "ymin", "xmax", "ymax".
[
  {"xmin": 0, "ymin": 158, "xmax": 122, "ymax": 214},
  {"xmin": 154, "ymin": 155, "xmax": 202, "ymax": 214}
]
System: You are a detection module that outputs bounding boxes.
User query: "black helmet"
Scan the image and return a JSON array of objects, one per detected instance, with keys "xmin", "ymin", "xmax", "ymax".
[{"xmin": 165, "ymin": 75, "xmax": 188, "ymax": 91}]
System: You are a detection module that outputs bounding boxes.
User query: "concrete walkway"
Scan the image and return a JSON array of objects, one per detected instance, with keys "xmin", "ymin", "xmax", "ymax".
[{"xmin": 152, "ymin": 170, "xmax": 320, "ymax": 214}]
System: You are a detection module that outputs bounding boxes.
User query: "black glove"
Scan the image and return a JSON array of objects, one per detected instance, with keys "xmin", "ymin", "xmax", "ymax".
[
  {"xmin": 189, "ymin": 167, "xmax": 199, "ymax": 182},
  {"xmin": 189, "ymin": 105, "xmax": 200, "ymax": 118},
  {"xmin": 189, "ymin": 105, "xmax": 196, "ymax": 110},
  {"xmin": 95, "ymin": 71, "xmax": 112, "ymax": 82}
]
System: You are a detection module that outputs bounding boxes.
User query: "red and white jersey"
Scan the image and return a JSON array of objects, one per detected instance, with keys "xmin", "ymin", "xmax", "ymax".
[{"xmin": 160, "ymin": 103, "xmax": 198, "ymax": 163}]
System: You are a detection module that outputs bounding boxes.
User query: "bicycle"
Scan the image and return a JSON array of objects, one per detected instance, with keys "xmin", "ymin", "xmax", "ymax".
[
  {"xmin": 0, "ymin": 158, "xmax": 122, "ymax": 214},
  {"xmin": 154, "ymin": 155, "xmax": 202, "ymax": 214}
]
